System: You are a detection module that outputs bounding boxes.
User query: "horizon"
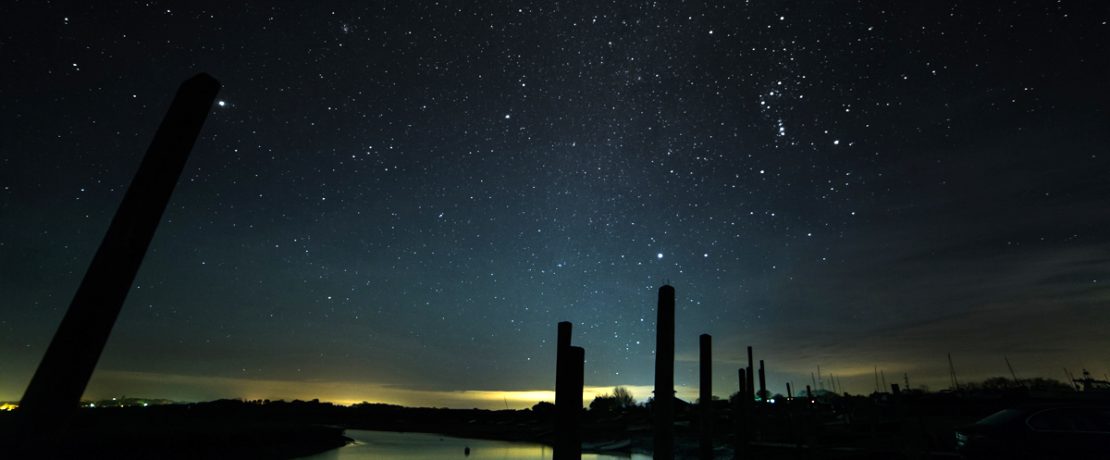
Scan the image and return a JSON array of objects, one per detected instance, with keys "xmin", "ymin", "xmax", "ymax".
[
  {"xmin": 0, "ymin": 365, "xmax": 1092, "ymax": 411},
  {"xmin": 2, "ymin": 3, "xmax": 1108, "ymax": 413},
  {"xmin": 1, "ymin": 373, "xmax": 1082, "ymax": 412}
]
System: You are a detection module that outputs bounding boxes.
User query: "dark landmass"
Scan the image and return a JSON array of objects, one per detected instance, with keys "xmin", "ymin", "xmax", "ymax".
[
  {"xmin": 3, "ymin": 385, "xmax": 1108, "ymax": 459},
  {"xmin": 0, "ymin": 402, "xmax": 349, "ymax": 459}
]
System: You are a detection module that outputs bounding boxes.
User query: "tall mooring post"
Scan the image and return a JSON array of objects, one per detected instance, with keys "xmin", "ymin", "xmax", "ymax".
[
  {"xmin": 699, "ymin": 334, "xmax": 713, "ymax": 460},
  {"xmin": 653, "ymin": 285, "xmax": 675, "ymax": 459},
  {"xmin": 746, "ymin": 346, "xmax": 755, "ymax": 401},
  {"xmin": 555, "ymin": 321, "xmax": 572, "ymax": 409},
  {"xmin": 15, "ymin": 74, "xmax": 220, "ymax": 448},
  {"xmin": 555, "ymin": 322, "xmax": 582, "ymax": 460},
  {"xmin": 566, "ymin": 346, "xmax": 585, "ymax": 459},
  {"xmin": 734, "ymin": 367, "xmax": 749, "ymax": 452},
  {"xmin": 758, "ymin": 359, "xmax": 767, "ymax": 401}
]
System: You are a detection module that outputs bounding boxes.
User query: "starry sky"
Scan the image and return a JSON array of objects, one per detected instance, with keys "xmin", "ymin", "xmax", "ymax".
[{"xmin": 1, "ymin": 1, "xmax": 1108, "ymax": 408}]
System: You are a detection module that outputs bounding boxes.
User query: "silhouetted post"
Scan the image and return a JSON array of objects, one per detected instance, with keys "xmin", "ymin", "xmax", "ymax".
[
  {"xmin": 558, "ymin": 346, "xmax": 584, "ymax": 460},
  {"xmin": 738, "ymin": 368, "xmax": 746, "ymax": 395},
  {"xmin": 699, "ymin": 334, "xmax": 712, "ymax": 460},
  {"xmin": 736, "ymin": 368, "xmax": 749, "ymax": 449},
  {"xmin": 555, "ymin": 322, "xmax": 580, "ymax": 460},
  {"xmin": 15, "ymin": 73, "xmax": 220, "ymax": 446},
  {"xmin": 758, "ymin": 359, "xmax": 767, "ymax": 401},
  {"xmin": 558, "ymin": 321, "xmax": 572, "ymax": 349},
  {"xmin": 555, "ymin": 321, "xmax": 572, "ymax": 411},
  {"xmin": 746, "ymin": 346, "xmax": 755, "ymax": 401},
  {"xmin": 653, "ymin": 285, "xmax": 675, "ymax": 460},
  {"xmin": 569, "ymin": 346, "xmax": 584, "ymax": 411},
  {"xmin": 787, "ymin": 382, "xmax": 793, "ymax": 399},
  {"xmin": 806, "ymin": 385, "xmax": 813, "ymax": 399}
]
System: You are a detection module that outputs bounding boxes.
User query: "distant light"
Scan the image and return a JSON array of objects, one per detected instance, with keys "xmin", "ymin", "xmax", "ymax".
[
  {"xmin": 217, "ymin": 100, "xmax": 227, "ymax": 107},
  {"xmin": 833, "ymin": 139, "xmax": 840, "ymax": 145},
  {"xmin": 768, "ymin": 398, "xmax": 776, "ymax": 404},
  {"xmin": 656, "ymin": 253, "xmax": 663, "ymax": 259},
  {"xmin": 142, "ymin": 402, "xmax": 149, "ymax": 407}
]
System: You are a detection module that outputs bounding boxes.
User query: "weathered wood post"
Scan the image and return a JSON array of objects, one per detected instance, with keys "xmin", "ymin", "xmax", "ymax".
[
  {"xmin": 653, "ymin": 285, "xmax": 675, "ymax": 459},
  {"xmin": 746, "ymin": 346, "xmax": 755, "ymax": 401},
  {"xmin": 15, "ymin": 73, "xmax": 219, "ymax": 448},
  {"xmin": 699, "ymin": 334, "xmax": 713, "ymax": 460},
  {"xmin": 738, "ymin": 368, "xmax": 747, "ymax": 396},
  {"xmin": 758, "ymin": 359, "xmax": 767, "ymax": 401},
  {"xmin": 556, "ymin": 321, "xmax": 572, "ymax": 413},
  {"xmin": 566, "ymin": 346, "xmax": 585, "ymax": 460},
  {"xmin": 735, "ymin": 367, "xmax": 749, "ymax": 453},
  {"xmin": 555, "ymin": 322, "xmax": 581, "ymax": 460}
]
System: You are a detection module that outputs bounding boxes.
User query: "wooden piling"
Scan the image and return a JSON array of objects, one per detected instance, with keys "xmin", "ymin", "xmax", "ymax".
[
  {"xmin": 653, "ymin": 285, "xmax": 675, "ymax": 459},
  {"xmin": 15, "ymin": 74, "xmax": 220, "ymax": 447},
  {"xmin": 699, "ymin": 334, "xmax": 712, "ymax": 460}
]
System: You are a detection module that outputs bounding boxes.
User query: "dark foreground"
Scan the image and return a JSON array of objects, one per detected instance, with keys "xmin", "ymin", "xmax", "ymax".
[
  {"xmin": 3, "ymin": 389, "xmax": 1109, "ymax": 459},
  {"xmin": 0, "ymin": 403, "xmax": 349, "ymax": 459}
]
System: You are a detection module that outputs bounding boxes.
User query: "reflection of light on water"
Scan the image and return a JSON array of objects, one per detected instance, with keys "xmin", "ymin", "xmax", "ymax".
[{"xmin": 298, "ymin": 430, "xmax": 649, "ymax": 460}]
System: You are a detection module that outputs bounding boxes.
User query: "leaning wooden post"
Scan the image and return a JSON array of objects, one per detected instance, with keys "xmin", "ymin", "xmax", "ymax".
[{"xmin": 15, "ymin": 74, "xmax": 219, "ymax": 447}]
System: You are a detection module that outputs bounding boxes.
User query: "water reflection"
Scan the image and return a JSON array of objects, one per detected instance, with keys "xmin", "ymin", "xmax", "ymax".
[{"xmin": 299, "ymin": 430, "xmax": 647, "ymax": 460}]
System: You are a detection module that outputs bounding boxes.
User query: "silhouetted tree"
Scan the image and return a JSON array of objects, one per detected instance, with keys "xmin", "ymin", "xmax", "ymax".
[
  {"xmin": 1026, "ymin": 377, "xmax": 1076, "ymax": 392},
  {"xmin": 532, "ymin": 401, "xmax": 555, "ymax": 414},
  {"xmin": 962, "ymin": 376, "xmax": 1073, "ymax": 393},
  {"xmin": 531, "ymin": 401, "xmax": 555, "ymax": 420},
  {"xmin": 612, "ymin": 386, "xmax": 635, "ymax": 407},
  {"xmin": 590, "ymin": 386, "xmax": 636, "ymax": 413}
]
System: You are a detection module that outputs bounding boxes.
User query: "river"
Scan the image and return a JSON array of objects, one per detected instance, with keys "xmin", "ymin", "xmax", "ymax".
[{"xmin": 298, "ymin": 429, "xmax": 650, "ymax": 460}]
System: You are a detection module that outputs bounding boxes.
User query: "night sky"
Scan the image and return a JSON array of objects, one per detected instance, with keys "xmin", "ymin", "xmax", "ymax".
[{"xmin": 2, "ymin": 1, "xmax": 1108, "ymax": 409}]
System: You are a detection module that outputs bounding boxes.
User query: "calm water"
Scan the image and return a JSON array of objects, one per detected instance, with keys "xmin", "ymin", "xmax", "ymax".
[{"xmin": 299, "ymin": 429, "xmax": 649, "ymax": 460}]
